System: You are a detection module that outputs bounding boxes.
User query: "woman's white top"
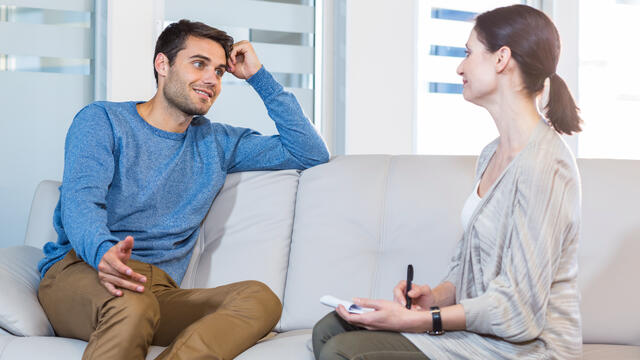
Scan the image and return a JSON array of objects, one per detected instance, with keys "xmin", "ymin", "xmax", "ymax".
[{"xmin": 460, "ymin": 181, "xmax": 482, "ymax": 231}]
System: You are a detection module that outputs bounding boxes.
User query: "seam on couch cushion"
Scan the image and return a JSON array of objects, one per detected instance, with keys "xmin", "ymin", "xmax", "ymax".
[
  {"xmin": 0, "ymin": 335, "xmax": 17, "ymax": 359},
  {"xmin": 275, "ymin": 170, "xmax": 302, "ymax": 331},
  {"xmin": 370, "ymin": 156, "xmax": 392, "ymax": 299}
]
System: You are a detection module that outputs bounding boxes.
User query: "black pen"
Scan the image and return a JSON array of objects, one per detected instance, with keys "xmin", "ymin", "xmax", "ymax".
[{"xmin": 405, "ymin": 264, "xmax": 413, "ymax": 309}]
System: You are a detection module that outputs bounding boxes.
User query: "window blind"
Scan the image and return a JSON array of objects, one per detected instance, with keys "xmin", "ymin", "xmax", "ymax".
[{"xmin": 416, "ymin": 0, "xmax": 523, "ymax": 155}]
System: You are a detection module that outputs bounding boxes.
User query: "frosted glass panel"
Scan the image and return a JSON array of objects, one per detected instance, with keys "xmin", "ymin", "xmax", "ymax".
[
  {"xmin": 209, "ymin": 86, "xmax": 313, "ymax": 135},
  {"xmin": 0, "ymin": 0, "xmax": 92, "ymax": 12},
  {"xmin": 0, "ymin": 1, "xmax": 95, "ymax": 249},
  {"xmin": 165, "ymin": 0, "xmax": 314, "ymax": 33},
  {"xmin": 252, "ymin": 42, "xmax": 313, "ymax": 74},
  {"xmin": 164, "ymin": 0, "xmax": 317, "ymax": 134},
  {"xmin": 0, "ymin": 22, "xmax": 92, "ymax": 58},
  {"xmin": 0, "ymin": 54, "xmax": 90, "ymax": 74}
]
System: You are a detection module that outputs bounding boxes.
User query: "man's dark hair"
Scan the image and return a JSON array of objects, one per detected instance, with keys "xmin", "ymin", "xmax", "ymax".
[{"xmin": 153, "ymin": 19, "xmax": 234, "ymax": 84}]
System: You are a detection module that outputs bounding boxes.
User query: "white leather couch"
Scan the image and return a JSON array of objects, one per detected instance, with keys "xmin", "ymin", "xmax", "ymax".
[{"xmin": 1, "ymin": 155, "xmax": 638, "ymax": 359}]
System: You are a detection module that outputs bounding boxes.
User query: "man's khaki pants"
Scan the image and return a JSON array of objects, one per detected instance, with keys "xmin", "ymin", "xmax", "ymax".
[{"xmin": 38, "ymin": 250, "xmax": 282, "ymax": 360}]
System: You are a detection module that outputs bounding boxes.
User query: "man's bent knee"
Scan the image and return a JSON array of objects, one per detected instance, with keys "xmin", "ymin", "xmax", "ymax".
[
  {"xmin": 233, "ymin": 280, "xmax": 282, "ymax": 329},
  {"xmin": 100, "ymin": 290, "xmax": 161, "ymax": 335}
]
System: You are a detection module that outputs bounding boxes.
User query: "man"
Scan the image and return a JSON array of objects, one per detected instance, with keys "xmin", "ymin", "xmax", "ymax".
[{"xmin": 37, "ymin": 19, "xmax": 329, "ymax": 360}]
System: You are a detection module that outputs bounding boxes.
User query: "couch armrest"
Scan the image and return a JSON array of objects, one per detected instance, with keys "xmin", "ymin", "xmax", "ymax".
[{"xmin": 0, "ymin": 246, "xmax": 54, "ymax": 336}]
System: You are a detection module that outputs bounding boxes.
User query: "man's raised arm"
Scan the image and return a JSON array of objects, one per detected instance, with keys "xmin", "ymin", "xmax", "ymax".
[{"xmin": 220, "ymin": 41, "xmax": 330, "ymax": 173}]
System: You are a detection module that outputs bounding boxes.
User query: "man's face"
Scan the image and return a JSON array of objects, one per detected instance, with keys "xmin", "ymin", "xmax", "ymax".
[{"xmin": 162, "ymin": 36, "xmax": 227, "ymax": 116}]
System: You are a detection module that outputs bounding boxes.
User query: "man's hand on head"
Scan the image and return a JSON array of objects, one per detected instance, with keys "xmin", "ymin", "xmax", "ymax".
[
  {"xmin": 97, "ymin": 236, "xmax": 147, "ymax": 297},
  {"xmin": 227, "ymin": 40, "xmax": 262, "ymax": 79}
]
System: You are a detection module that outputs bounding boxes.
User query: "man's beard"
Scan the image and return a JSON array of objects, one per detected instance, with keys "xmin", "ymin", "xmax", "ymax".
[{"xmin": 164, "ymin": 73, "xmax": 213, "ymax": 116}]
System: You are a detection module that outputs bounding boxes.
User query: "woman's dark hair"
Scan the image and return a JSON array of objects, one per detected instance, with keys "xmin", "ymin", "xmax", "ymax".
[
  {"xmin": 153, "ymin": 19, "xmax": 234, "ymax": 84},
  {"xmin": 474, "ymin": 5, "xmax": 582, "ymax": 135}
]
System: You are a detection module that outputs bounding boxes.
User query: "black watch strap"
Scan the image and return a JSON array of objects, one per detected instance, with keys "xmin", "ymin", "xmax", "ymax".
[{"xmin": 428, "ymin": 306, "xmax": 444, "ymax": 335}]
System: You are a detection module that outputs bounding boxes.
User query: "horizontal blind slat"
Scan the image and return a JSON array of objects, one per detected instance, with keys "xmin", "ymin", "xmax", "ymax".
[
  {"xmin": 165, "ymin": 0, "xmax": 314, "ymax": 34},
  {"xmin": 428, "ymin": 0, "xmax": 521, "ymax": 13},
  {"xmin": 0, "ymin": 22, "xmax": 93, "ymax": 58},
  {"xmin": 253, "ymin": 43, "xmax": 314, "ymax": 74},
  {"xmin": 0, "ymin": 0, "xmax": 93, "ymax": 12}
]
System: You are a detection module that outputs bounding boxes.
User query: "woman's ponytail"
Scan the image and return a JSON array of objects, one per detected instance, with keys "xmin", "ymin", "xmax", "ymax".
[
  {"xmin": 545, "ymin": 73, "xmax": 582, "ymax": 135},
  {"xmin": 474, "ymin": 5, "xmax": 584, "ymax": 135}
]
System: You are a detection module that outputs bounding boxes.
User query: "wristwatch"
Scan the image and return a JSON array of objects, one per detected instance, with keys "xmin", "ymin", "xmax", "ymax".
[{"xmin": 427, "ymin": 306, "xmax": 444, "ymax": 335}]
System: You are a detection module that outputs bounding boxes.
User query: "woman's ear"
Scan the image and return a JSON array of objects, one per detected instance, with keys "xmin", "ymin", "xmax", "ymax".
[{"xmin": 495, "ymin": 46, "xmax": 511, "ymax": 74}]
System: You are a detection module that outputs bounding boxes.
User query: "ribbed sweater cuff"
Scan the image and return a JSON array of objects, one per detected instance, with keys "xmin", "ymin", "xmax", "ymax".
[{"xmin": 94, "ymin": 240, "xmax": 118, "ymax": 270}]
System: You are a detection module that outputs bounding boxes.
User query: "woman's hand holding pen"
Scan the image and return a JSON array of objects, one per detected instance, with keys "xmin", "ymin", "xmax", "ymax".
[
  {"xmin": 336, "ymin": 298, "xmax": 432, "ymax": 333},
  {"xmin": 393, "ymin": 280, "xmax": 436, "ymax": 310}
]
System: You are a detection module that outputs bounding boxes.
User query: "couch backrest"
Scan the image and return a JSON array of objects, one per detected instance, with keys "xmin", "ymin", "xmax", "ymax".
[
  {"xmin": 180, "ymin": 170, "xmax": 300, "ymax": 303},
  {"xmin": 24, "ymin": 180, "xmax": 60, "ymax": 249},
  {"xmin": 25, "ymin": 171, "xmax": 300, "ymax": 304},
  {"xmin": 576, "ymin": 159, "xmax": 640, "ymax": 345},
  {"xmin": 279, "ymin": 155, "xmax": 640, "ymax": 347},
  {"xmin": 279, "ymin": 155, "xmax": 475, "ymax": 331},
  {"xmin": 23, "ymin": 156, "xmax": 640, "ymax": 346}
]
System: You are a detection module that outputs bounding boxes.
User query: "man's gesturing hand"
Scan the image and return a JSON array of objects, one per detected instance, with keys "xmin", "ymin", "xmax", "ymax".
[
  {"xmin": 227, "ymin": 40, "xmax": 262, "ymax": 79},
  {"xmin": 97, "ymin": 236, "xmax": 147, "ymax": 296}
]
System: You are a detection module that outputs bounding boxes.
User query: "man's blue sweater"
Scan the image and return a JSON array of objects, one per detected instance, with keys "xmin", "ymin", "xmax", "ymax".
[{"xmin": 38, "ymin": 67, "xmax": 329, "ymax": 284}]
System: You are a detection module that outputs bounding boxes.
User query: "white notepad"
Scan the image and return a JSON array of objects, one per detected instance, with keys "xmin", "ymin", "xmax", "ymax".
[{"xmin": 320, "ymin": 295, "xmax": 375, "ymax": 314}]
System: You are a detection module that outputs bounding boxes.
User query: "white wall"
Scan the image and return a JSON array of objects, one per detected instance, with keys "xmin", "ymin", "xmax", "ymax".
[
  {"xmin": 320, "ymin": 0, "xmax": 335, "ymax": 153},
  {"xmin": 106, "ymin": 0, "xmax": 159, "ymax": 102},
  {"xmin": 543, "ymin": 0, "xmax": 579, "ymax": 154},
  {"xmin": 343, "ymin": 0, "xmax": 417, "ymax": 154}
]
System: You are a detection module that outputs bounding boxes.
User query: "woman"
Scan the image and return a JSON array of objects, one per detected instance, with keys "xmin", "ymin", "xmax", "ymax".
[{"xmin": 312, "ymin": 5, "xmax": 582, "ymax": 360}]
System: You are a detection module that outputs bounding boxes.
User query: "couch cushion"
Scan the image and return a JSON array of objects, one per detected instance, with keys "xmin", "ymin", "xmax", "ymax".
[
  {"xmin": 236, "ymin": 329, "xmax": 314, "ymax": 360},
  {"xmin": 24, "ymin": 180, "xmax": 61, "ymax": 249},
  {"xmin": 0, "ymin": 246, "xmax": 54, "ymax": 336},
  {"xmin": 577, "ymin": 159, "xmax": 640, "ymax": 346},
  {"xmin": 0, "ymin": 335, "xmax": 165, "ymax": 360},
  {"xmin": 583, "ymin": 343, "xmax": 640, "ymax": 360},
  {"xmin": 280, "ymin": 155, "xmax": 476, "ymax": 331},
  {"xmin": 181, "ymin": 170, "xmax": 300, "ymax": 303}
]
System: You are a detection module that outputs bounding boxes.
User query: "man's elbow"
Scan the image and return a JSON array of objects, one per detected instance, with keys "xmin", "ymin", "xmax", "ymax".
[
  {"xmin": 297, "ymin": 146, "xmax": 330, "ymax": 169},
  {"xmin": 316, "ymin": 147, "xmax": 331, "ymax": 165},
  {"xmin": 310, "ymin": 147, "xmax": 331, "ymax": 167}
]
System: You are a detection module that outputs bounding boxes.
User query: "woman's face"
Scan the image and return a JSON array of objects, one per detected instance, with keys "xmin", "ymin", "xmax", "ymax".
[{"xmin": 457, "ymin": 29, "xmax": 498, "ymax": 106}]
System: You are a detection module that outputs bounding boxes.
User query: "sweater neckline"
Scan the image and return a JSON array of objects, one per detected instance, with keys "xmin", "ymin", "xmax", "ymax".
[
  {"xmin": 131, "ymin": 101, "xmax": 188, "ymax": 141},
  {"xmin": 463, "ymin": 119, "xmax": 550, "ymax": 234},
  {"xmin": 477, "ymin": 118, "xmax": 549, "ymax": 184}
]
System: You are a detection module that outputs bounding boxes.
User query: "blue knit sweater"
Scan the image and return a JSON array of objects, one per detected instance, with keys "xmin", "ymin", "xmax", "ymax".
[{"xmin": 38, "ymin": 67, "xmax": 329, "ymax": 284}]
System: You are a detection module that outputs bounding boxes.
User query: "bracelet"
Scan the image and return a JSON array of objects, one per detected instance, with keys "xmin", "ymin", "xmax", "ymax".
[{"xmin": 427, "ymin": 306, "xmax": 444, "ymax": 335}]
